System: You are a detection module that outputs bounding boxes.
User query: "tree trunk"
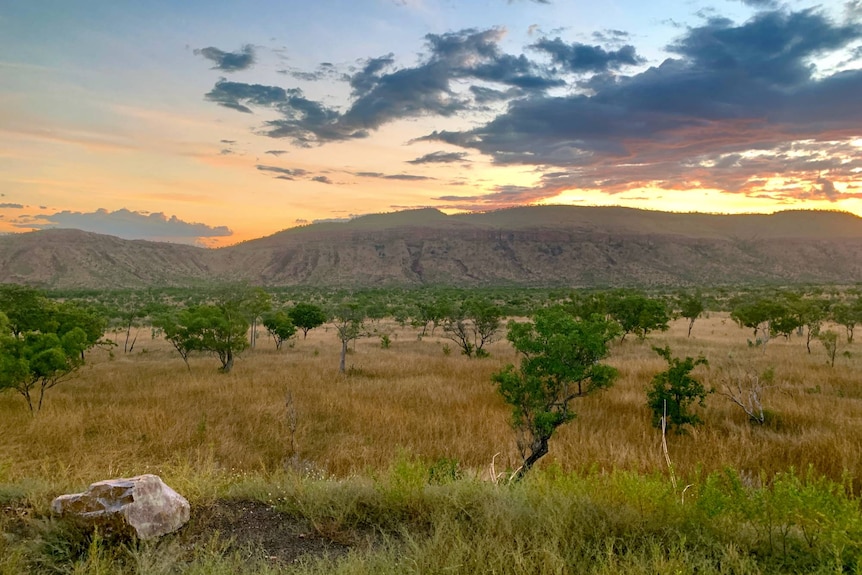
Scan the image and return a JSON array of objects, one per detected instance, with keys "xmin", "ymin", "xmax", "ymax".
[
  {"xmin": 222, "ymin": 349, "xmax": 234, "ymax": 373},
  {"xmin": 687, "ymin": 318, "xmax": 695, "ymax": 338},
  {"xmin": 339, "ymin": 339, "xmax": 348, "ymax": 373},
  {"xmin": 514, "ymin": 436, "xmax": 549, "ymax": 481}
]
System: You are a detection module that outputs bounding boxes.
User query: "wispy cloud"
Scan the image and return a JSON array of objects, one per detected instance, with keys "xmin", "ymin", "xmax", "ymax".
[{"xmin": 407, "ymin": 151, "xmax": 469, "ymax": 164}]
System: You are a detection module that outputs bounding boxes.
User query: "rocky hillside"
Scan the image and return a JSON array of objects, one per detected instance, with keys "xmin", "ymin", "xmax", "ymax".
[{"xmin": 4, "ymin": 207, "xmax": 862, "ymax": 289}]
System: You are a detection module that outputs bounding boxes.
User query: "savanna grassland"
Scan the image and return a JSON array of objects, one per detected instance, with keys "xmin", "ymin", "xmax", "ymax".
[{"xmin": 1, "ymin": 313, "xmax": 861, "ymax": 574}]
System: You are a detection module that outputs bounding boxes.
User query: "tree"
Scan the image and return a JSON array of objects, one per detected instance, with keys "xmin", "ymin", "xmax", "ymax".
[
  {"xmin": 414, "ymin": 296, "xmax": 453, "ymax": 336},
  {"xmin": 262, "ymin": 310, "xmax": 297, "ymax": 351},
  {"xmin": 492, "ymin": 306, "xmax": 619, "ymax": 479},
  {"xmin": 818, "ymin": 330, "xmax": 841, "ymax": 367},
  {"xmin": 157, "ymin": 304, "xmax": 249, "ymax": 372},
  {"xmin": 332, "ymin": 303, "xmax": 365, "ymax": 373},
  {"xmin": 678, "ymin": 290, "xmax": 705, "ymax": 338},
  {"xmin": 0, "ymin": 289, "xmax": 105, "ymax": 412},
  {"xmin": 441, "ymin": 298, "xmax": 503, "ymax": 358},
  {"xmin": 0, "ymin": 284, "xmax": 50, "ymax": 339},
  {"xmin": 153, "ymin": 310, "xmax": 194, "ymax": 370},
  {"xmin": 646, "ymin": 346, "xmax": 710, "ymax": 432},
  {"xmin": 830, "ymin": 298, "xmax": 862, "ymax": 343},
  {"xmin": 289, "ymin": 302, "xmax": 327, "ymax": 339},
  {"xmin": 607, "ymin": 293, "xmax": 670, "ymax": 342},
  {"xmin": 242, "ymin": 287, "xmax": 272, "ymax": 349}
]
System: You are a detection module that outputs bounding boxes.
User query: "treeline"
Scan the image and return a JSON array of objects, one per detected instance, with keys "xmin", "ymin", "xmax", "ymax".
[{"xmin": 3, "ymin": 282, "xmax": 862, "ymax": 413}]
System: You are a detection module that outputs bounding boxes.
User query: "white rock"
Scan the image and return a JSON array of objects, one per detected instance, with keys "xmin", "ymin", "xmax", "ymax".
[{"xmin": 51, "ymin": 474, "xmax": 190, "ymax": 539}]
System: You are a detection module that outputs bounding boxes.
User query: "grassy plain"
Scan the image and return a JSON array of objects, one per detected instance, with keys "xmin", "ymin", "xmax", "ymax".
[{"xmin": 1, "ymin": 313, "xmax": 861, "ymax": 573}]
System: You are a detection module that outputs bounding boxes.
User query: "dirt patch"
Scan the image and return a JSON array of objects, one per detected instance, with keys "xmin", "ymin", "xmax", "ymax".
[{"xmin": 182, "ymin": 499, "xmax": 351, "ymax": 565}]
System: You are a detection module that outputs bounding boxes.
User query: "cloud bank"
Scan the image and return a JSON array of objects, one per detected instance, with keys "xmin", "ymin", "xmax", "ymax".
[{"xmin": 18, "ymin": 208, "xmax": 233, "ymax": 245}]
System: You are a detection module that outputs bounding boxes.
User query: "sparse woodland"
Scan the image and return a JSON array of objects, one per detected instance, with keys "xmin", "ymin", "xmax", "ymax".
[{"xmin": 1, "ymin": 284, "xmax": 861, "ymax": 574}]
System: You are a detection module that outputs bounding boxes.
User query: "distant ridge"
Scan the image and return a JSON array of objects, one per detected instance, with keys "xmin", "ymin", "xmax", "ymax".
[{"xmin": 3, "ymin": 206, "xmax": 862, "ymax": 289}]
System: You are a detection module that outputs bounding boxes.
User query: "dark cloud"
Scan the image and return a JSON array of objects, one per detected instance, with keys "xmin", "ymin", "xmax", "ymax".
[
  {"xmin": 194, "ymin": 45, "xmax": 256, "ymax": 72},
  {"xmin": 355, "ymin": 171, "xmax": 433, "ymax": 181},
  {"xmin": 422, "ymin": 8, "xmax": 862, "ymax": 203},
  {"xmin": 531, "ymin": 38, "xmax": 644, "ymax": 73},
  {"xmin": 220, "ymin": 139, "xmax": 236, "ymax": 144},
  {"xmin": 265, "ymin": 150, "xmax": 288, "ymax": 156},
  {"xmin": 734, "ymin": 0, "xmax": 779, "ymax": 9},
  {"xmin": 18, "ymin": 208, "xmax": 232, "ymax": 245},
  {"xmin": 204, "ymin": 28, "xmax": 561, "ymax": 145},
  {"xmin": 0, "ymin": 203, "xmax": 24, "ymax": 209},
  {"xmin": 256, "ymin": 164, "xmax": 308, "ymax": 179},
  {"xmin": 312, "ymin": 175, "xmax": 333, "ymax": 184},
  {"xmin": 407, "ymin": 151, "xmax": 469, "ymax": 164},
  {"xmin": 469, "ymin": 85, "xmax": 519, "ymax": 103}
]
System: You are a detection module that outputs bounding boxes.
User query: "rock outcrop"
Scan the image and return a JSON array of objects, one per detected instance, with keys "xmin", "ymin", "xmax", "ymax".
[{"xmin": 51, "ymin": 474, "xmax": 190, "ymax": 539}]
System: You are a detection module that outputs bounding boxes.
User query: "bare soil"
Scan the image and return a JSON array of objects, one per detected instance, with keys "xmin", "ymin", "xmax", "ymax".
[{"xmin": 179, "ymin": 499, "xmax": 351, "ymax": 566}]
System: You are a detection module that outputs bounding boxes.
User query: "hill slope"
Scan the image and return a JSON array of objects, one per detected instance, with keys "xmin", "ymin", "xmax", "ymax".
[{"xmin": 3, "ymin": 207, "xmax": 862, "ymax": 289}]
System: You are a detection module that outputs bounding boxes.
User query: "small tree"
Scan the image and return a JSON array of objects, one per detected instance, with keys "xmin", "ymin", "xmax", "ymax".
[
  {"xmin": 678, "ymin": 290, "xmax": 705, "ymax": 338},
  {"xmin": 332, "ymin": 303, "xmax": 365, "ymax": 373},
  {"xmin": 441, "ymin": 298, "xmax": 502, "ymax": 358},
  {"xmin": 492, "ymin": 306, "xmax": 619, "ymax": 479},
  {"xmin": 289, "ymin": 302, "xmax": 327, "ymax": 339},
  {"xmin": 717, "ymin": 363, "xmax": 774, "ymax": 425},
  {"xmin": 262, "ymin": 310, "xmax": 297, "ymax": 351},
  {"xmin": 242, "ymin": 287, "xmax": 272, "ymax": 349},
  {"xmin": 159, "ymin": 304, "xmax": 249, "ymax": 372},
  {"xmin": 0, "ymin": 291, "xmax": 105, "ymax": 412},
  {"xmin": 818, "ymin": 330, "xmax": 841, "ymax": 367},
  {"xmin": 607, "ymin": 293, "xmax": 670, "ymax": 342},
  {"xmin": 646, "ymin": 346, "xmax": 710, "ymax": 432}
]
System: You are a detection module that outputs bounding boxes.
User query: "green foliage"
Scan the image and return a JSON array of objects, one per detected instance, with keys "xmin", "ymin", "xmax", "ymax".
[
  {"xmin": 647, "ymin": 346, "xmax": 710, "ymax": 432},
  {"xmin": 155, "ymin": 302, "xmax": 249, "ymax": 373},
  {"xmin": 332, "ymin": 302, "xmax": 366, "ymax": 373},
  {"xmin": 262, "ymin": 310, "xmax": 297, "ymax": 351},
  {"xmin": 677, "ymin": 290, "xmax": 705, "ymax": 337},
  {"xmin": 607, "ymin": 292, "xmax": 670, "ymax": 342},
  {"xmin": 829, "ymin": 296, "xmax": 862, "ymax": 343},
  {"xmin": 288, "ymin": 302, "xmax": 327, "ymax": 339},
  {"xmin": 441, "ymin": 297, "xmax": 503, "ymax": 358},
  {"xmin": 0, "ymin": 285, "xmax": 105, "ymax": 412},
  {"xmin": 493, "ymin": 306, "xmax": 619, "ymax": 478},
  {"xmin": 817, "ymin": 330, "xmax": 840, "ymax": 367}
]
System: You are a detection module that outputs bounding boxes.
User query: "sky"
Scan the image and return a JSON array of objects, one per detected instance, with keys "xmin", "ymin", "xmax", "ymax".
[{"xmin": 1, "ymin": 0, "xmax": 861, "ymax": 246}]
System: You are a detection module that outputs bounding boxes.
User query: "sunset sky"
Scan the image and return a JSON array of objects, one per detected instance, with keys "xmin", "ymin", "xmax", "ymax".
[{"xmin": 1, "ymin": 0, "xmax": 861, "ymax": 246}]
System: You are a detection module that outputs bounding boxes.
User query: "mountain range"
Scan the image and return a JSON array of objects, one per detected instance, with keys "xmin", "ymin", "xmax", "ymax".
[{"xmin": 3, "ymin": 206, "xmax": 862, "ymax": 289}]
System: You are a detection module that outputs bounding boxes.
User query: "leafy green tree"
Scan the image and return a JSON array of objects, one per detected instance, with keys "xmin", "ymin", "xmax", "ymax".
[
  {"xmin": 441, "ymin": 298, "xmax": 503, "ymax": 358},
  {"xmin": 332, "ymin": 303, "xmax": 365, "ymax": 373},
  {"xmin": 157, "ymin": 303, "xmax": 249, "ymax": 372},
  {"xmin": 492, "ymin": 306, "xmax": 619, "ymax": 479},
  {"xmin": 289, "ymin": 302, "xmax": 327, "ymax": 339},
  {"xmin": 646, "ymin": 346, "xmax": 710, "ymax": 432},
  {"xmin": 818, "ymin": 330, "xmax": 841, "ymax": 367},
  {"xmin": 262, "ymin": 310, "xmax": 297, "ymax": 351},
  {"xmin": 415, "ymin": 296, "xmax": 453, "ymax": 336},
  {"xmin": 0, "ymin": 284, "xmax": 50, "ymax": 338},
  {"xmin": 242, "ymin": 287, "xmax": 272, "ymax": 349},
  {"xmin": 797, "ymin": 297, "xmax": 829, "ymax": 354},
  {"xmin": 830, "ymin": 298, "xmax": 862, "ymax": 343},
  {"xmin": 678, "ymin": 290, "xmax": 705, "ymax": 338},
  {"xmin": 153, "ymin": 311, "xmax": 194, "ymax": 369},
  {"xmin": 0, "ymin": 288, "xmax": 105, "ymax": 412},
  {"xmin": 607, "ymin": 293, "xmax": 670, "ymax": 342}
]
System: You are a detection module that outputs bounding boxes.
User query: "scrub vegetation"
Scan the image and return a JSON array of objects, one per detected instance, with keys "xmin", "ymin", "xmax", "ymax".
[{"xmin": 1, "ymin": 284, "xmax": 861, "ymax": 573}]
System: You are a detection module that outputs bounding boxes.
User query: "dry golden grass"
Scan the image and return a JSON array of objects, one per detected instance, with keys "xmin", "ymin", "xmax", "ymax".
[{"xmin": 1, "ymin": 314, "xmax": 861, "ymax": 488}]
